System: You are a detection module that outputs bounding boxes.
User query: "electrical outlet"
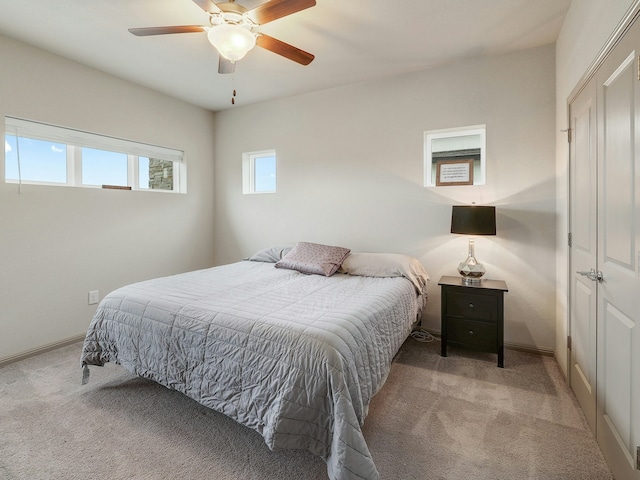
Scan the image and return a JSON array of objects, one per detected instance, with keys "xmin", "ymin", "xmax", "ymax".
[{"xmin": 88, "ymin": 290, "xmax": 99, "ymax": 305}]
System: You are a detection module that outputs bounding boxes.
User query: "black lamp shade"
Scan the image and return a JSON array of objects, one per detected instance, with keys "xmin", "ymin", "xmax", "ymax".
[{"xmin": 451, "ymin": 205, "xmax": 496, "ymax": 235}]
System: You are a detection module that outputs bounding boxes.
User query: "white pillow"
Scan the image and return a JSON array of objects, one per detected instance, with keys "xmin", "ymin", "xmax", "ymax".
[{"xmin": 339, "ymin": 253, "xmax": 429, "ymax": 292}]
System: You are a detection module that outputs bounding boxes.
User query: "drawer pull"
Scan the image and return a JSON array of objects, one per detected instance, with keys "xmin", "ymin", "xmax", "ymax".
[
  {"xmin": 469, "ymin": 303, "xmax": 474, "ymax": 308},
  {"xmin": 468, "ymin": 330, "xmax": 474, "ymax": 335}
]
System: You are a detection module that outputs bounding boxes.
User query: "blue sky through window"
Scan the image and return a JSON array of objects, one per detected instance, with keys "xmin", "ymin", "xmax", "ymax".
[
  {"xmin": 5, "ymin": 135, "xmax": 156, "ymax": 188},
  {"xmin": 82, "ymin": 147, "xmax": 127, "ymax": 186},
  {"xmin": 139, "ymin": 156, "xmax": 150, "ymax": 189},
  {"xmin": 4, "ymin": 135, "xmax": 67, "ymax": 183},
  {"xmin": 254, "ymin": 155, "xmax": 276, "ymax": 192}
]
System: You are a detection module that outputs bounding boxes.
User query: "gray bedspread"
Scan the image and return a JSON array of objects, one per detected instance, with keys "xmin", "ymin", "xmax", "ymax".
[{"xmin": 81, "ymin": 261, "xmax": 426, "ymax": 480}]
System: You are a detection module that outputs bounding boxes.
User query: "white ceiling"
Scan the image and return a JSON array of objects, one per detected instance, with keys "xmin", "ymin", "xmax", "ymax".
[{"xmin": 0, "ymin": 0, "xmax": 571, "ymax": 112}]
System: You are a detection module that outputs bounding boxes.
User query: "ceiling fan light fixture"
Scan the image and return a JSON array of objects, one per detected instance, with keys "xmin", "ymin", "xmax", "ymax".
[{"xmin": 207, "ymin": 23, "xmax": 256, "ymax": 62}]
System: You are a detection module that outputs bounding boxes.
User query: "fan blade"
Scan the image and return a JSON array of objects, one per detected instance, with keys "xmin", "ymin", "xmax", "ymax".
[
  {"xmin": 256, "ymin": 34, "xmax": 314, "ymax": 65},
  {"xmin": 218, "ymin": 56, "xmax": 236, "ymax": 74},
  {"xmin": 247, "ymin": 0, "xmax": 315, "ymax": 25},
  {"xmin": 129, "ymin": 26, "xmax": 206, "ymax": 36},
  {"xmin": 192, "ymin": 0, "xmax": 222, "ymax": 14}
]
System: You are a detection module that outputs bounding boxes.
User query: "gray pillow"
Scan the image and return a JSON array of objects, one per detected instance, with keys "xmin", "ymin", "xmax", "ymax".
[
  {"xmin": 275, "ymin": 242, "xmax": 351, "ymax": 276},
  {"xmin": 246, "ymin": 246, "xmax": 292, "ymax": 263}
]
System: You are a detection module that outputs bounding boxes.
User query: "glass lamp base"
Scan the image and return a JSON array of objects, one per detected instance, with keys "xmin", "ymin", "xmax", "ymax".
[
  {"xmin": 460, "ymin": 274, "xmax": 483, "ymax": 284},
  {"xmin": 457, "ymin": 264, "xmax": 486, "ymax": 283},
  {"xmin": 457, "ymin": 238, "xmax": 486, "ymax": 283}
]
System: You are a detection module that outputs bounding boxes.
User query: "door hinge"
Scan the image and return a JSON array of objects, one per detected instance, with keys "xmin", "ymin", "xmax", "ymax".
[
  {"xmin": 637, "ymin": 55, "xmax": 640, "ymax": 81},
  {"xmin": 636, "ymin": 445, "xmax": 640, "ymax": 470},
  {"xmin": 568, "ymin": 232, "xmax": 572, "ymax": 248},
  {"xmin": 567, "ymin": 335, "xmax": 572, "ymax": 350}
]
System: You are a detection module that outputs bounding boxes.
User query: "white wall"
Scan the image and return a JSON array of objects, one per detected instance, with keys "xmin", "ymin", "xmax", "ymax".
[
  {"xmin": 214, "ymin": 45, "xmax": 558, "ymax": 352},
  {"xmin": 0, "ymin": 35, "xmax": 216, "ymax": 363},
  {"xmin": 554, "ymin": 0, "xmax": 636, "ymax": 374}
]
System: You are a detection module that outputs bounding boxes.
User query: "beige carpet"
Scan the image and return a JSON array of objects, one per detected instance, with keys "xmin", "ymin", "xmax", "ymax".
[{"xmin": 0, "ymin": 338, "xmax": 613, "ymax": 479}]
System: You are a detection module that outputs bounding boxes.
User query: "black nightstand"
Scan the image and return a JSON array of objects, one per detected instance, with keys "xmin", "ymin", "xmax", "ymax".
[{"xmin": 439, "ymin": 275, "xmax": 508, "ymax": 367}]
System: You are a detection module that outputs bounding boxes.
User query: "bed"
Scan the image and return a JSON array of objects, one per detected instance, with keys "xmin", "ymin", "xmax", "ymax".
[{"xmin": 81, "ymin": 243, "xmax": 429, "ymax": 480}]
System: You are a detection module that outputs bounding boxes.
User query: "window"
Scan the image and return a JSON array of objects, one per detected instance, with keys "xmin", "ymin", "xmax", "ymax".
[
  {"xmin": 4, "ymin": 116, "xmax": 185, "ymax": 192},
  {"xmin": 139, "ymin": 157, "xmax": 175, "ymax": 191},
  {"xmin": 424, "ymin": 125, "xmax": 486, "ymax": 187},
  {"xmin": 243, "ymin": 149, "xmax": 276, "ymax": 194},
  {"xmin": 81, "ymin": 148, "xmax": 128, "ymax": 187},
  {"xmin": 4, "ymin": 136, "xmax": 67, "ymax": 184}
]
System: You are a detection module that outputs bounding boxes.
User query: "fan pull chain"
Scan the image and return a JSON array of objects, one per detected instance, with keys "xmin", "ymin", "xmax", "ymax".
[{"xmin": 231, "ymin": 77, "xmax": 237, "ymax": 105}]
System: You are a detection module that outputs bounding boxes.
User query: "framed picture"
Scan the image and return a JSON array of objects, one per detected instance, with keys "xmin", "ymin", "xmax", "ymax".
[{"xmin": 436, "ymin": 159, "xmax": 474, "ymax": 186}]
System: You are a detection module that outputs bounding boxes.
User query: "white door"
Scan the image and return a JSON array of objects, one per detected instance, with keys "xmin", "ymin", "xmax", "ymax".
[
  {"xmin": 595, "ymin": 19, "xmax": 640, "ymax": 480},
  {"xmin": 569, "ymin": 78, "xmax": 598, "ymax": 434}
]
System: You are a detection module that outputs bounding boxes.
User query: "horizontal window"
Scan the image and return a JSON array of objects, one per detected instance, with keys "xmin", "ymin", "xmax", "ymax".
[{"xmin": 4, "ymin": 116, "xmax": 185, "ymax": 192}]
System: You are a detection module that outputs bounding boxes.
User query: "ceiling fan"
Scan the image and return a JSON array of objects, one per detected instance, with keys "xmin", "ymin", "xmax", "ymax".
[{"xmin": 129, "ymin": 0, "xmax": 316, "ymax": 74}]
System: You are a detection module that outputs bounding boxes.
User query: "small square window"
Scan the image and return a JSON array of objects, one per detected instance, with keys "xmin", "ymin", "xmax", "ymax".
[{"xmin": 243, "ymin": 150, "xmax": 276, "ymax": 194}]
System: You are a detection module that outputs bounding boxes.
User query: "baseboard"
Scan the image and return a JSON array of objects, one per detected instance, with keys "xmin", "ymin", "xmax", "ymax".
[
  {"xmin": 504, "ymin": 341, "xmax": 554, "ymax": 357},
  {"xmin": 0, "ymin": 334, "xmax": 86, "ymax": 368},
  {"xmin": 418, "ymin": 328, "xmax": 555, "ymax": 357}
]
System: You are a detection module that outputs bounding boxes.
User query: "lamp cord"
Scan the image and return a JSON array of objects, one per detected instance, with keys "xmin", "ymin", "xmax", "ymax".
[{"xmin": 410, "ymin": 327, "xmax": 437, "ymax": 343}]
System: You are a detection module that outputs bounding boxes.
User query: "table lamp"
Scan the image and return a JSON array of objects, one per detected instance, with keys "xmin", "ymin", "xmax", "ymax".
[{"xmin": 451, "ymin": 205, "xmax": 496, "ymax": 283}]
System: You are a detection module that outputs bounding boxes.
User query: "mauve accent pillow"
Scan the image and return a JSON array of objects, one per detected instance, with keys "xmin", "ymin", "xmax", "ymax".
[
  {"xmin": 275, "ymin": 242, "xmax": 351, "ymax": 276},
  {"xmin": 339, "ymin": 252, "xmax": 430, "ymax": 293}
]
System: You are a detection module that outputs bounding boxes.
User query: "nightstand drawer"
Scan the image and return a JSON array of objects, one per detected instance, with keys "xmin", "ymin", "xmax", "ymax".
[
  {"xmin": 447, "ymin": 318, "xmax": 497, "ymax": 351},
  {"xmin": 446, "ymin": 291, "xmax": 497, "ymax": 322}
]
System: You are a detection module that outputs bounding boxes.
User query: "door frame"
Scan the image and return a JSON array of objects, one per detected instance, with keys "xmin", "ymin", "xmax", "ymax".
[
  {"xmin": 567, "ymin": 78, "xmax": 598, "ymax": 433},
  {"xmin": 565, "ymin": 0, "xmax": 640, "ymax": 389}
]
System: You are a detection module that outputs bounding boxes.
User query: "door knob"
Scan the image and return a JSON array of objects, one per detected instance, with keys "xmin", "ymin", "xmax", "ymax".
[{"xmin": 576, "ymin": 268, "xmax": 604, "ymax": 282}]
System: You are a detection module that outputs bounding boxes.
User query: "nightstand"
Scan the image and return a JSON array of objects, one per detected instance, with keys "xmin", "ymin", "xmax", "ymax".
[{"xmin": 439, "ymin": 275, "xmax": 508, "ymax": 367}]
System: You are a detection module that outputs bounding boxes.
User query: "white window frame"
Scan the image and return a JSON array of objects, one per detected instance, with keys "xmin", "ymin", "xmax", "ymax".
[
  {"xmin": 242, "ymin": 149, "xmax": 276, "ymax": 194},
  {"xmin": 424, "ymin": 125, "xmax": 486, "ymax": 187},
  {"xmin": 4, "ymin": 116, "xmax": 186, "ymax": 193}
]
